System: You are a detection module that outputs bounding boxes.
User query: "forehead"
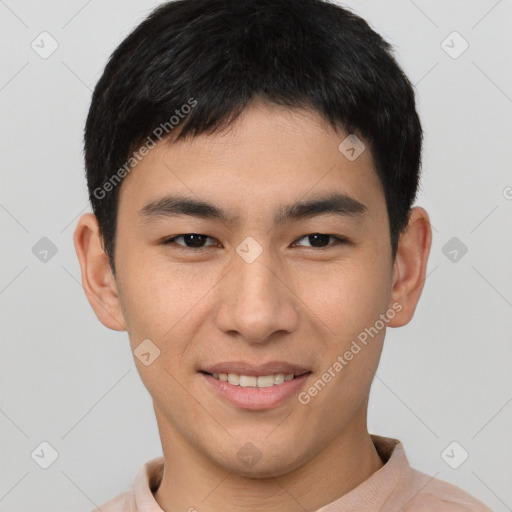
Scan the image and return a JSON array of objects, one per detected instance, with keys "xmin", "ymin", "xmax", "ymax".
[{"xmin": 117, "ymin": 101, "xmax": 385, "ymax": 224}]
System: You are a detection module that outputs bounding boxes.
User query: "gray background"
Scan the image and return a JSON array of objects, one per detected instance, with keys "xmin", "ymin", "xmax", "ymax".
[{"xmin": 0, "ymin": 0, "xmax": 511, "ymax": 510}]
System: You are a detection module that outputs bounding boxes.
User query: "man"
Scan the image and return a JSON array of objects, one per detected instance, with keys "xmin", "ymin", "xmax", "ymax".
[{"xmin": 74, "ymin": 0, "xmax": 493, "ymax": 509}]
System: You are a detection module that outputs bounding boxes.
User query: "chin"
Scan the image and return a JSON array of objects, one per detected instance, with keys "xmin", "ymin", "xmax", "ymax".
[{"xmin": 210, "ymin": 443, "xmax": 308, "ymax": 479}]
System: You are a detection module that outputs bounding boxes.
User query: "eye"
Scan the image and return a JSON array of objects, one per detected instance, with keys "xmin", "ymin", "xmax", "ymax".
[
  {"xmin": 162, "ymin": 233, "xmax": 218, "ymax": 250},
  {"xmin": 293, "ymin": 233, "xmax": 347, "ymax": 249}
]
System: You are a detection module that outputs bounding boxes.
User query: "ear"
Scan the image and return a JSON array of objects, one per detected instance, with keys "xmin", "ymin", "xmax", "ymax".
[
  {"xmin": 387, "ymin": 207, "xmax": 432, "ymax": 327},
  {"xmin": 73, "ymin": 213, "xmax": 126, "ymax": 331}
]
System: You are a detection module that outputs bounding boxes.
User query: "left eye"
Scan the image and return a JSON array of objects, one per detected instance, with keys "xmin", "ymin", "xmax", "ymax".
[
  {"xmin": 294, "ymin": 233, "xmax": 345, "ymax": 248},
  {"xmin": 162, "ymin": 233, "xmax": 346, "ymax": 250}
]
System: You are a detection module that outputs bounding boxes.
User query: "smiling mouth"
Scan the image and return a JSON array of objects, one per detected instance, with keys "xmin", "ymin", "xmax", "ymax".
[{"xmin": 200, "ymin": 371, "xmax": 311, "ymax": 388}]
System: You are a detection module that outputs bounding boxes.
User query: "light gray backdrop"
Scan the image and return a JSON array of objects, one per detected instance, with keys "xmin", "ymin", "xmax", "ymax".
[{"xmin": 0, "ymin": 0, "xmax": 511, "ymax": 510}]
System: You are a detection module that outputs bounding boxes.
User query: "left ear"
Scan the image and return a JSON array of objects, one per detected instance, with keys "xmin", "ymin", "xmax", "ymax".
[{"xmin": 387, "ymin": 206, "xmax": 432, "ymax": 327}]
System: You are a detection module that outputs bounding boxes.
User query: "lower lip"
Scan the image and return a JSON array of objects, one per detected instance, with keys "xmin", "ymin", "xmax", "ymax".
[{"xmin": 201, "ymin": 372, "xmax": 311, "ymax": 411}]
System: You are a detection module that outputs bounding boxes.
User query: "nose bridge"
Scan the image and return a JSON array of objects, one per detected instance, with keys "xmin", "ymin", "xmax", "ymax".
[
  {"xmin": 237, "ymin": 248, "xmax": 278, "ymax": 306},
  {"xmin": 215, "ymin": 241, "xmax": 299, "ymax": 343}
]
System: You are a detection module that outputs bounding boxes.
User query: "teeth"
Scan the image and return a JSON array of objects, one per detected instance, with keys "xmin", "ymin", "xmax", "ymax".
[
  {"xmin": 228, "ymin": 373, "xmax": 240, "ymax": 385},
  {"xmin": 274, "ymin": 374, "xmax": 285, "ymax": 385},
  {"xmin": 211, "ymin": 372, "xmax": 297, "ymax": 387},
  {"xmin": 257, "ymin": 375, "xmax": 275, "ymax": 388},
  {"xmin": 239, "ymin": 375, "xmax": 257, "ymax": 387}
]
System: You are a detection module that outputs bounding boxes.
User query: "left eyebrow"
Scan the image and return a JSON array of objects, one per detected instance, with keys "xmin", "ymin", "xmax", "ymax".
[{"xmin": 138, "ymin": 192, "xmax": 368, "ymax": 227}]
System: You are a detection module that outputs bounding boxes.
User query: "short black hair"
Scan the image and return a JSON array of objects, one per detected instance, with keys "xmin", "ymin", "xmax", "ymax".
[{"xmin": 84, "ymin": 0, "xmax": 423, "ymax": 276}]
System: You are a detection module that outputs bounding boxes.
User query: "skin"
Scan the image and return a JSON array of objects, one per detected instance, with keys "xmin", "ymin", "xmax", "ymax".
[{"xmin": 74, "ymin": 99, "xmax": 431, "ymax": 512}]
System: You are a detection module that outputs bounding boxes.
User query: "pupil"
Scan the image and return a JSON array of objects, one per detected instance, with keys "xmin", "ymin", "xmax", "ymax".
[
  {"xmin": 185, "ymin": 234, "xmax": 206, "ymax": 247},
  {"xmin": 309, "ymin": 234, "xmax": 329, "ymax": 247}
]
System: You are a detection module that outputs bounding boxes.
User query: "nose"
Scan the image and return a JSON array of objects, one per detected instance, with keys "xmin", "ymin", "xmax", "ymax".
[{"xmin": 214, "ymin": 245, "xmax": 300, "ymax": 344}]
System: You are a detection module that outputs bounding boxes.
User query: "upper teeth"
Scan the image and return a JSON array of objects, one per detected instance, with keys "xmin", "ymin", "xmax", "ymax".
[{"xmin": 212, "ymin": 373, "xmax": 295, "ymax": 387}]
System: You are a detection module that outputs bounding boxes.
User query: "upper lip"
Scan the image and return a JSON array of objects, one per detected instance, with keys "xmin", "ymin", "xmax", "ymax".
[{"xmin": 200, "ymin": 361, "xmax": 311, "ymax": 377}]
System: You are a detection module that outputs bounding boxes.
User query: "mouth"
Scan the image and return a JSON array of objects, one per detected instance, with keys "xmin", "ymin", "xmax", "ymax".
[
  {"xmin": 199, "ymin": 370, "xmax": 310, "ymax": 388},
  {"xmin": 198, "ymin": 362, "xmax": 312, "ymax": 410}
]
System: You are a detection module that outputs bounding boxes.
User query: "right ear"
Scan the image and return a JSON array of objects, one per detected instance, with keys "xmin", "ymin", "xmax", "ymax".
[{"xmin": 73, "ymin": 213, "xmax": 127, "ymax": 331}]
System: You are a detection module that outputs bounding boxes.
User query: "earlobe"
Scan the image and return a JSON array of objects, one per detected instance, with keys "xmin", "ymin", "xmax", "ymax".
[
  {"xmin": 73, "ymin": 213, "xmax": 127, "ymax": 331},
  {"xmin": 387, "ymin": 207, "xmax": 432, "ymax": 328}
]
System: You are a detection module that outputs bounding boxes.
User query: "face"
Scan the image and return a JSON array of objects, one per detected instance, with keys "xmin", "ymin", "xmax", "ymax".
[{"xmin": 76, "ymin": 99, "xmax": 429, "ymax": 478}]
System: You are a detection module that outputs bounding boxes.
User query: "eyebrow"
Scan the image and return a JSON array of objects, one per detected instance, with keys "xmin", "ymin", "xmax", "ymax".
[{"xmin": 139, "ymin": 192, "xmax": 368, "ymax": 226}]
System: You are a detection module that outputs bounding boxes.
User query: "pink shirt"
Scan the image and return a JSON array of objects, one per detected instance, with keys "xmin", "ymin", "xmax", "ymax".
[{"xmin": 92, "ymin": 435, "xmax": 493, "ymax": 511}]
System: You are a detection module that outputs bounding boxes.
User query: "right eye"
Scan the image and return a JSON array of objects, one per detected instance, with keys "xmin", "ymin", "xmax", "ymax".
[{"xmin": 161, "ymin": 234, "xmax": 220, "ymax": 250}]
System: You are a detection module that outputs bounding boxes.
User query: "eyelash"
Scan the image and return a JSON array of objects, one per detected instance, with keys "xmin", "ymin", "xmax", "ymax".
[{"xmin": 161, "ymin": 233, "xmax": 349, "ymax": 251}]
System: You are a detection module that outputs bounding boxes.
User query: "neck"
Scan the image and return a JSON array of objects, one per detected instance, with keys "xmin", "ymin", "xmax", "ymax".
[{"xmin": 153, "ymin": 412, "xmax": 384, "ymax": 512}]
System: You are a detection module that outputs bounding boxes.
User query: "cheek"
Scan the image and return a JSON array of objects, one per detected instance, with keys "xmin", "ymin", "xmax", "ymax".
[
  {"xmin": 116, "ymin": 261, "xmax": 208, "ymax": 402},
  {"xmin": 296, "ymin": 257, "xmax": 392, "ymax": 416},
  {"xmin": 116, "ymin": 251, "xmax": 218, "ymax": 350},
  {"xmin": 298, "ymin": 252, "xmax": 393, "ymax": 342}
]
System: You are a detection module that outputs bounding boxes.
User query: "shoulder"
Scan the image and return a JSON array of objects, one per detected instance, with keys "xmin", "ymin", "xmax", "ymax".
[
  {"xmin": 370, "ymin": 436, "xmax": 493, "ymax": 512},
  {"xmin": 87, "ymin": 456, "xmax": 163, "ymax": 512},
  {"xmin": 400, "ymin": 469, "xmax": 493, "ymax": 512}
]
